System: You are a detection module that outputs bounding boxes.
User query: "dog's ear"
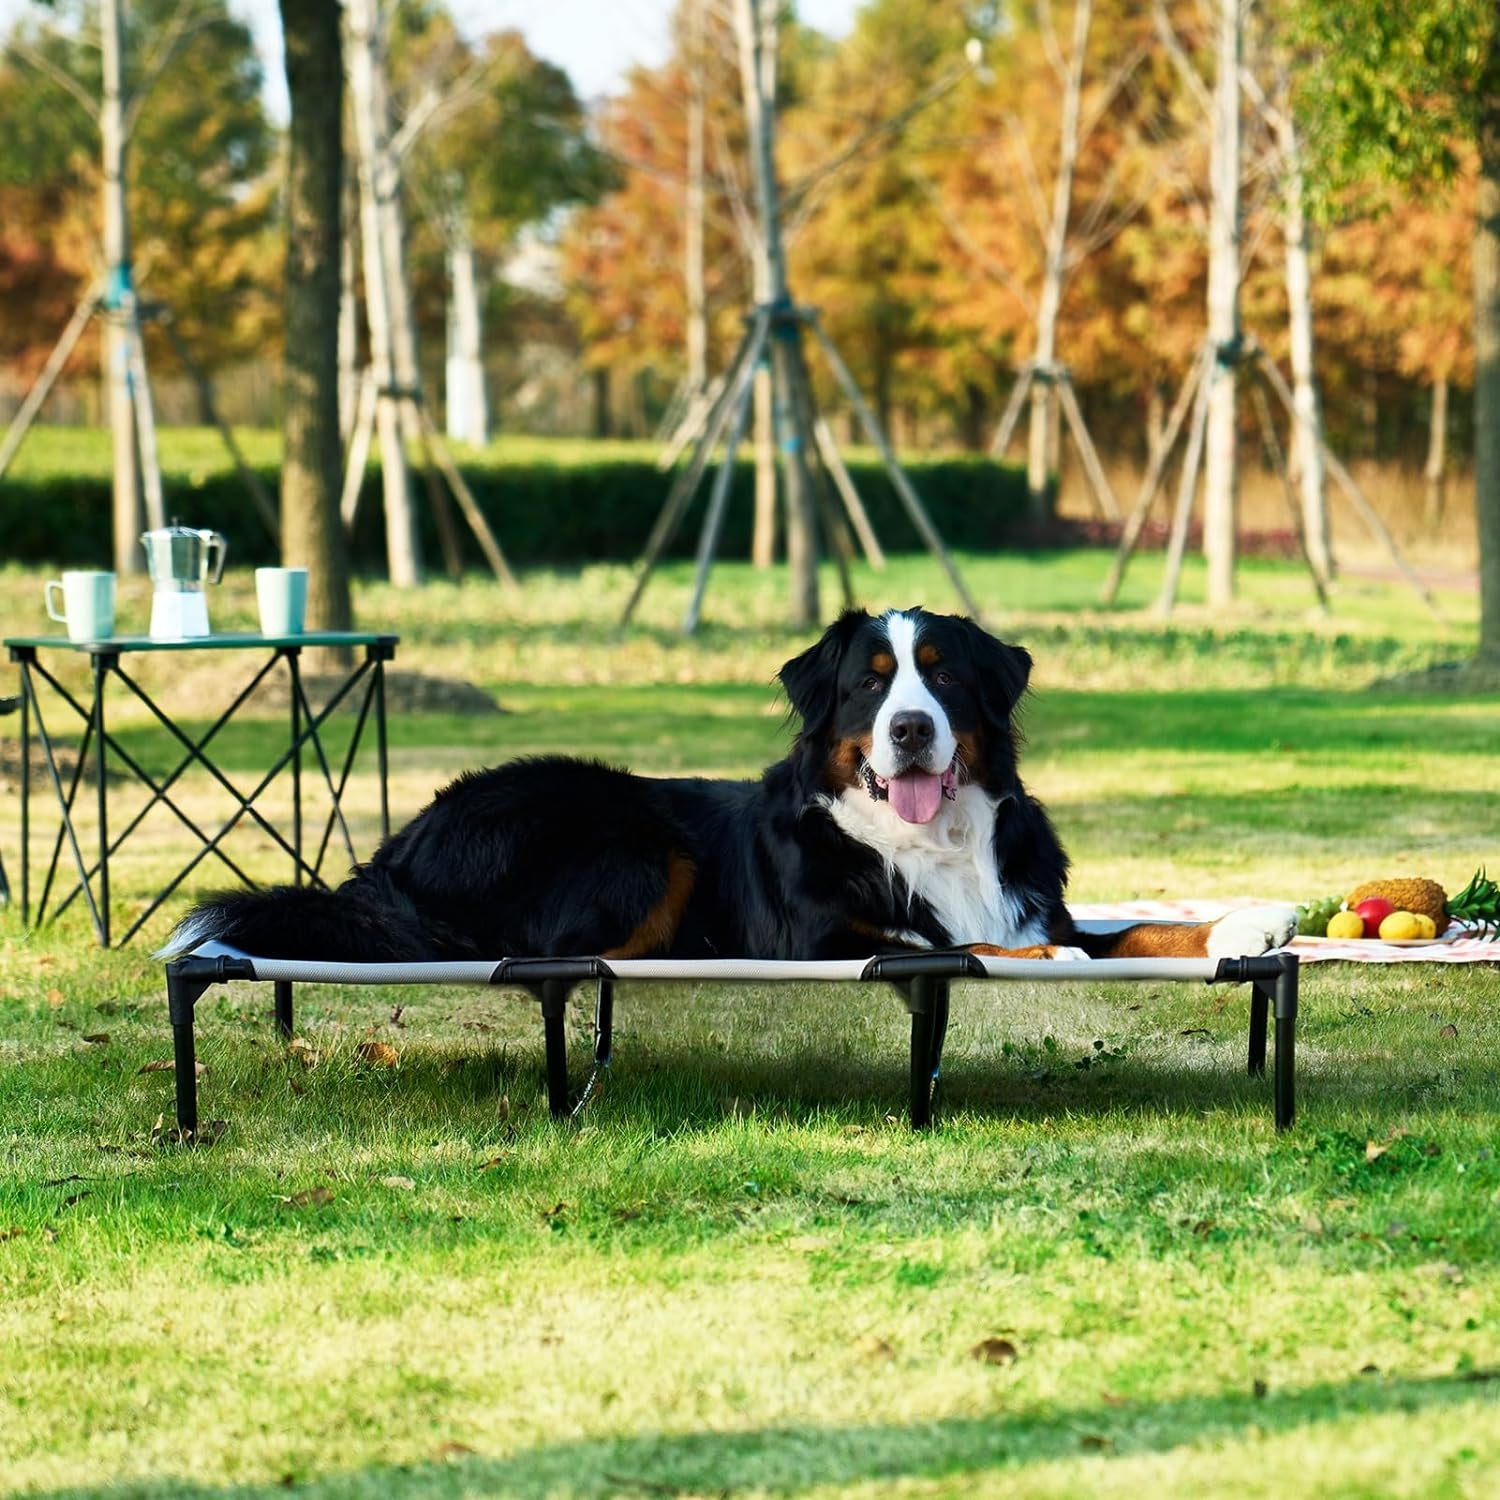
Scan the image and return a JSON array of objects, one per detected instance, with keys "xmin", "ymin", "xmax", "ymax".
[
  {"xmin": 962, "ymin": 618, "xmax": 1032, "ymax": 725},
  {"xmin": 778, "ymin": 609, "xmax": 869, "ymax": 733}
]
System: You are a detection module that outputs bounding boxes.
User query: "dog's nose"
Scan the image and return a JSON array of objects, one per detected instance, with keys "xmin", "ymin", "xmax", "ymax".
[{"xmin": 888, "ymin": 710, "xmax": 935, "ymax": 749}]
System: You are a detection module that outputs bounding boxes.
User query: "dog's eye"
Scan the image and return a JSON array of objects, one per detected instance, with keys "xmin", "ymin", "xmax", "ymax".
[
  {"xmin": 860, "ymin": 675, "xmax": 884, "ymax": 692},
  {"xmin": 933, "ymin": 669, "xmax": 954, "ymax": 687}
]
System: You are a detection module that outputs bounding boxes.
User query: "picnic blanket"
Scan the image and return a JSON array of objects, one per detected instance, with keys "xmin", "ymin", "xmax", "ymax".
[{"xmin": 1073, "ymin": 899, "xmax": 1500, "ymax": 965}]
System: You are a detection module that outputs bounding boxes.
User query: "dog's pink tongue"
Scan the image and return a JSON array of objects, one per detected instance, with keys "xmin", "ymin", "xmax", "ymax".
[{"xmin": 887, "ymin": 770, "xmax": 944, "ymax": 824}]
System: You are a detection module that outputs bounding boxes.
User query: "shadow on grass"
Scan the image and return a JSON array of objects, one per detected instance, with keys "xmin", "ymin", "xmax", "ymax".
[{"xmin": 31, "ymin": 1369, "xmax": 1499, "ymax": 1498}]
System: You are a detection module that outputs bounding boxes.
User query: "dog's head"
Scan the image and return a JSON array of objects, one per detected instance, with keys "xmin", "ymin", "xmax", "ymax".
[{"xmin": 778, "ymin": 607, "xmax": 1031, "ymax": 822}]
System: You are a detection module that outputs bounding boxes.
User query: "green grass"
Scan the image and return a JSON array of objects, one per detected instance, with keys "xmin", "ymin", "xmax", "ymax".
[{"xmin": 2, "ymin": 551, "xmax": 1499, "ymax": 1497}]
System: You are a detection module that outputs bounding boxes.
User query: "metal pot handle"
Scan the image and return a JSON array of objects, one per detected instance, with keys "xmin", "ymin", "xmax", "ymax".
[{"xmin": 203, "ymin": 530, "xmax": 229, "ymax": 583}]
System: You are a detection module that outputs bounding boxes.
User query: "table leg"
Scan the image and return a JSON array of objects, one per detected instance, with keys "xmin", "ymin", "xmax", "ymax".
[
  {"xmin": 287, "ymin": 648, "xmax": 303, "ymax": 886},
  {"xmin": 93, "ymin": 655, "xmax": 110, "ymax": 947},
  {"xmin": 375, "ymin": 650, "xmax": 389, "ymax": 840},
  {"xmin": 19, "ymin": 661, "xmax": 30, "ymax": 922}
]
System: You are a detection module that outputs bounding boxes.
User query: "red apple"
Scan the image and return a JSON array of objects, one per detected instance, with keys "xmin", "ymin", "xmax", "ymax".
[{"xmin": 1353, "ymin": 896, "xmax": 1396, "ymax": 938}]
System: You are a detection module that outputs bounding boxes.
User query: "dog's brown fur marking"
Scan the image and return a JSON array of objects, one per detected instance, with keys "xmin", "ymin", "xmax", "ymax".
[
  {"xmin": 826, "ymin": 734, "xmax": 870, "ymax": 791},
  {"xmin": 871, "ymin": 651, "xmax": 895, "ymax": 675},
  {"xmin": 603, "ymin": 853, "xmax": 697, "ymax": 959},
  {"xmin": 1087, "ymin": 922, "xmax": 1214, "ymax": 959}
]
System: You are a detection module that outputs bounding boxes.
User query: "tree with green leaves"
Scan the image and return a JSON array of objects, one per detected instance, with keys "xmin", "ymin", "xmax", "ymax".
[{"xmin": 1291, "ymin": 0, "xmax": 1500, "ymax": 664}]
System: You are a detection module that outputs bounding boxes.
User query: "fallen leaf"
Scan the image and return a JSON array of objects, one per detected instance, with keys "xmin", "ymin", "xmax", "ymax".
[
  {"xmin": 1440, "ymin": 1023, "xmax": 1459, "ymax": 1039},
  {"xmin": 1252, "ymin": 1379, "xmax": 1268, "ymax": 1398},
  {"xmin": 287, "ymin": 1039, "xmax": 320, "ymax": 1068},
  {"xmin": 496, "ymin": 1095, "xmax": 511, "ymax": 1122},
  {"xmin": 478, "ymin": 1155, "xmax": 510, "ymax": 1172},
  {"xmin": 854, "ymin": 1335, "xmax": 895, "ymax": 1361},
  {"xmin": 287, "ymin": 1187, "xmax": 334, "ymax": 1208},
  {"xmin": 82, "ymin": 1033, "xmax": 111, "ymax": 1045},
  {"xmin": 138, "ymin": 1059, "xmax": 206, "ymax": 1077},
  {"xmin": 1100, "ymin": 1391, "xmax": 1128, "ymax": 1408},
  {"xmin": 432, "ymin": 1441, "xmax": 475, "ymax": 1460},
  {"xmin": 356, "ymin": 1041, "xmax": 399, "ymax": 1068},
  {"xmin": 970, "ymin": 1337, "xmax": 1019, "ymax": 1365},
  {"xmin": 0, "ymin": 1227, "xmax": 23, "ymax": 1242},
  {"xmin": 1080, "ymin": 1434, "xmax": 1114, "ymax": 1451},
  {"xmin": 1365, "ymin": 1140, "xmax": 1389, "ymax": 1163},
  {"xmin": 378, "ymin": 1175, "xmax": 415, "ymax": 1192},
  {"xmin": 1359, "ymin": 1364, "xmax": 1381, "ymax": 1376},
  {"xmin": 541, "ymin": 1201, "xmax": 569, "ymax": 1221},
  {"xmin": 46, "ymin": 988, "xmax": 64, "ymax": 1008},
  {"xmin": 1191, "ymin": 1218, "xmax": 1217, "ymax": 1237},
  {"xmin": 1300, "ymin": 1214, "xmax": 1324, "ymax": 1235},
  {"xmin": 389, "ymin": 1004, "xmax": 406, "ymax": 1028},
  {"xmin": 62, "ymin": 1192, "xmax": 90, "ymax": 1209}
]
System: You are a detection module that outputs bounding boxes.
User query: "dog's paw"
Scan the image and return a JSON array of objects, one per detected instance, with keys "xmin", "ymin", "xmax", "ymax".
[
  {"xmin": 1045, "ymin": 944, "xmax": 1091, "ymax": 962},
  {"xmin": 1206, "ymin": 904, "xmax": 1298, "ymax": 961}
]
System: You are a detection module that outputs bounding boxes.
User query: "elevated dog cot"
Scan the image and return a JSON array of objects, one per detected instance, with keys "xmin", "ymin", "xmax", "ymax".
[{"xmin": 164, "ymin": 938, "xmax": 1299, "ymax": 1134}]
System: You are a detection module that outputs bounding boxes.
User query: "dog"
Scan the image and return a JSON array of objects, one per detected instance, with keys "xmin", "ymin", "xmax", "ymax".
[{"xmin": 163, "ymin": 607, "xmax": 1295, "ymax": 965}]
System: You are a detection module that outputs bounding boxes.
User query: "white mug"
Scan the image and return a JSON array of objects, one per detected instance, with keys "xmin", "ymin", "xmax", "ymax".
[
  {"xmin": 45, "ymin": 570, "xmax": 116, "ymax": 642},
  {"xmin": 255, "ymin": 567, "xmax": 309, "ymax": 637}
]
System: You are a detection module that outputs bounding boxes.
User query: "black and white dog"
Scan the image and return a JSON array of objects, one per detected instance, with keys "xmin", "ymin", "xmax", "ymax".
[{"xmin": 164, "ymin": 608, "xmax": 1294, "ymax": 964}]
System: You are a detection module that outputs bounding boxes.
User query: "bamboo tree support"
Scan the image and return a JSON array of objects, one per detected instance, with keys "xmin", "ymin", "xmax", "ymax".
[
  {"xmin": 812, "ymin": 414, "xmax": 886, "ymax": 569},
  {"xmin": 622, "ymin": 311, "xmax": 770, "ymax": 626},
  {"xmin": 1248, "ymin": 378, "xmax": 1330, "ymax": 613},
  {"xmin": 1100, "ymin": 345, "xmax": 1210, "ymax": 605},
  {"xmin": 154, "ymin": 309, "xmax": 280, "ymax": 543},
  {"xmin": 1250, "ymin": 341, "xmax": 1443, "ymax": 623},
  {"xmin": 808, "ymin": 313, "xmax": 984, "ymax": 619},
  {"xmin": 682, "ymin": 346, "xmax": 759, "ymax": 634},
  {"xmin": 1155, "ymin": 343, "xmax": 1216, "ymax": 616},
  {"xmin": 1055, "ymin": 372, "xmax": 1121, "ymax": 520},
  {"xmin": 340, "ymin": 370, "xmax": 379, "ymax": 527},
  {"xmin": 336, "ymin": 366, "xmax": 518, "ymax": 589},
  {"xmin": 0, "ymin": 287, "xmax": 102, "ymax": 483},
  {"xmin": 124, "ymin": 316, "xmax": 166, "ymax": 530},
  {"xmin": 989, "ymin": 367, "xmax": 1034, "ymax": 460},
  {"xmin": 787, "ymin": 337, "xmax": 856, "ymax": 611},
  {"xmin": 413, "ymin": 401, "xmax": 518, "ymax": 590}
]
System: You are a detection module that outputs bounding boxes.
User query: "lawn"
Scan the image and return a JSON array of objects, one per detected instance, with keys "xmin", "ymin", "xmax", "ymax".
[{"xmin": 1, "ymin": 549, "xmax": 1498, "ymax": 1498}]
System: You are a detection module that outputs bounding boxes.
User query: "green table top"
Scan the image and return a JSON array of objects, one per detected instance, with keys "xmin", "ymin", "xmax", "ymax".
[{"xmin": 6, "ymin": 631, "xmax": 399, "ymax": 654}]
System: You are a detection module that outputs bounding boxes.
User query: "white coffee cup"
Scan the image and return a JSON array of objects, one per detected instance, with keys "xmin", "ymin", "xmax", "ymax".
[
  {"xmin": 45, "ymin": 570, "xmax": 116, "ymax": 642},
  {"xmin": 255, "ymin": 567, "xmax": 309, "ymax": 637}
]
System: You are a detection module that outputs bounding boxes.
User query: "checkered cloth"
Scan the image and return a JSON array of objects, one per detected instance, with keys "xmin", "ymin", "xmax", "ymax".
[{"xmin": 1071, "ymin": 899, "xmax": 1500, "ymax": 964}]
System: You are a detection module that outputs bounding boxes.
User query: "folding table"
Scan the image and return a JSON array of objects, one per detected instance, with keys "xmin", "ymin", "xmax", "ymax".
[{"xmin": 5, "ymin": 631, "xmax": 397, "ymax": 945}]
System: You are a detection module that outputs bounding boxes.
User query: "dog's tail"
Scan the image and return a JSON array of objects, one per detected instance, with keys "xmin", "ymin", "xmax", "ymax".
[{"xmin": 156, "ymin": 868, "xmax": 439, "ymax": 962}]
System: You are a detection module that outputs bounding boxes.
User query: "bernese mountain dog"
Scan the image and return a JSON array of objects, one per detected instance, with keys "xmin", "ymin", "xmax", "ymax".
[{"xmin": 164, "ymin": 608, "xmax": 1295, "ymax": 965}]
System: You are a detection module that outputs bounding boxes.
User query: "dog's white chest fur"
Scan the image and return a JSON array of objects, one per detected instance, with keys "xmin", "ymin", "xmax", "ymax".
[{"xmin": 822, "ymin": 784, "xmax": 1044, "ymax": 947}]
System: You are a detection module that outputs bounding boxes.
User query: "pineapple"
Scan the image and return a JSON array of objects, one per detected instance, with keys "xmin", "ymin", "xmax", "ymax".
[
  {"xmin": 1342, "ymin": 869, "xmax": 1500, "ymax": 937},
  {"xmin": 1344, "ymin": 876, "xmax": 1448, "ymax": 931}
]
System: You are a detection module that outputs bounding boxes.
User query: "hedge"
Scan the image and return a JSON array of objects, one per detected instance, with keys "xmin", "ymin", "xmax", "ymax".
[{"xmin": 1, "ymin": 454, "xmax": 1036, "ymax": 569}]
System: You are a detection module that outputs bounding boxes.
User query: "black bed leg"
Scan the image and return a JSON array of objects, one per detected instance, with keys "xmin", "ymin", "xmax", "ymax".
[
  {"xmin": 539, "ymin": 979, "xmax": 571, "ymax": 1119},
  {"xmin": 593, "ymin": 980, "xmax": 615, "ymax": 1068},
  {"xmin": 1274, "ymin": 955, "xmax": 1298, "ymax": 1131},
  {"xmin": 166, "ymin": 967, "xmax": 203, "ymax": 1138},
  {"xmin": 274, "ymin": 980, "xmax": 294, "ymax": 1041},
  {"xmin": 1248, "ymin": 982, "xmax": 1269, "ymax": 1077},
  {"xmin": 907, "ymin": 975, "xmax": 939, "ymax": 1130}
]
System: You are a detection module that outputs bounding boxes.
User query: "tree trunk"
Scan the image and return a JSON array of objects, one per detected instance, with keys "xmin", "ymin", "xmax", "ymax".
[
  {"xmin": 734, "ymin": 0, "xmax": 817, "ymax": 624},
  {"xmin": 101, "ymin": 0, "xmax": 142, "ymax": 576},
  {"xmin": 685, "ymin": 0, "xmax": 708, "ymax": 397},
  {"xmin": 1424, "ymin": 374, "xmax": 1449, "ymax": 529},
  {"xmin": 445, "ymin": 218, "xmax": 488, "ymax": 444},
  {"xmin": 280, "ymin": 0, "xmax": 353, "ymax": 647},
  {"xmin": 1202, "ymin": 0, "xmax": 1242, "ymax": 608},
  {"xmin": 1278, "ymin": 115, "xmax": 1332, "ymax": 585},
  {"xmin": 337, "ymin": 167, "xmax": 359, "ymax": 442},
  {"xmin": 1475, "ymin": 66, "xmax": 1500, "ymax": 663},
  {"xmin": 348, "ymin": 0, "xmax": 423, "ymax": 586},
  {"xmin": 751, "ymin": 362, "xmax": 776, "ymax": 566},
  {"xmin": 1026, "ymin": 0, "xmax": 1092, "ymax": 525}
]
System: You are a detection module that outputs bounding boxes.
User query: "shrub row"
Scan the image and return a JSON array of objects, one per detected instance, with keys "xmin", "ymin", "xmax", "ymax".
[{"xmin": 2, "ymin": 454, "xmax": 1037, "ymax": 569}]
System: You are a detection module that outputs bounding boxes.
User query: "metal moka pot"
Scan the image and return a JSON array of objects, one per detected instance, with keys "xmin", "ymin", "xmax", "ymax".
[{"xmin": 141, "ymin": 524, "xmax": 227, "ymax": 639}]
